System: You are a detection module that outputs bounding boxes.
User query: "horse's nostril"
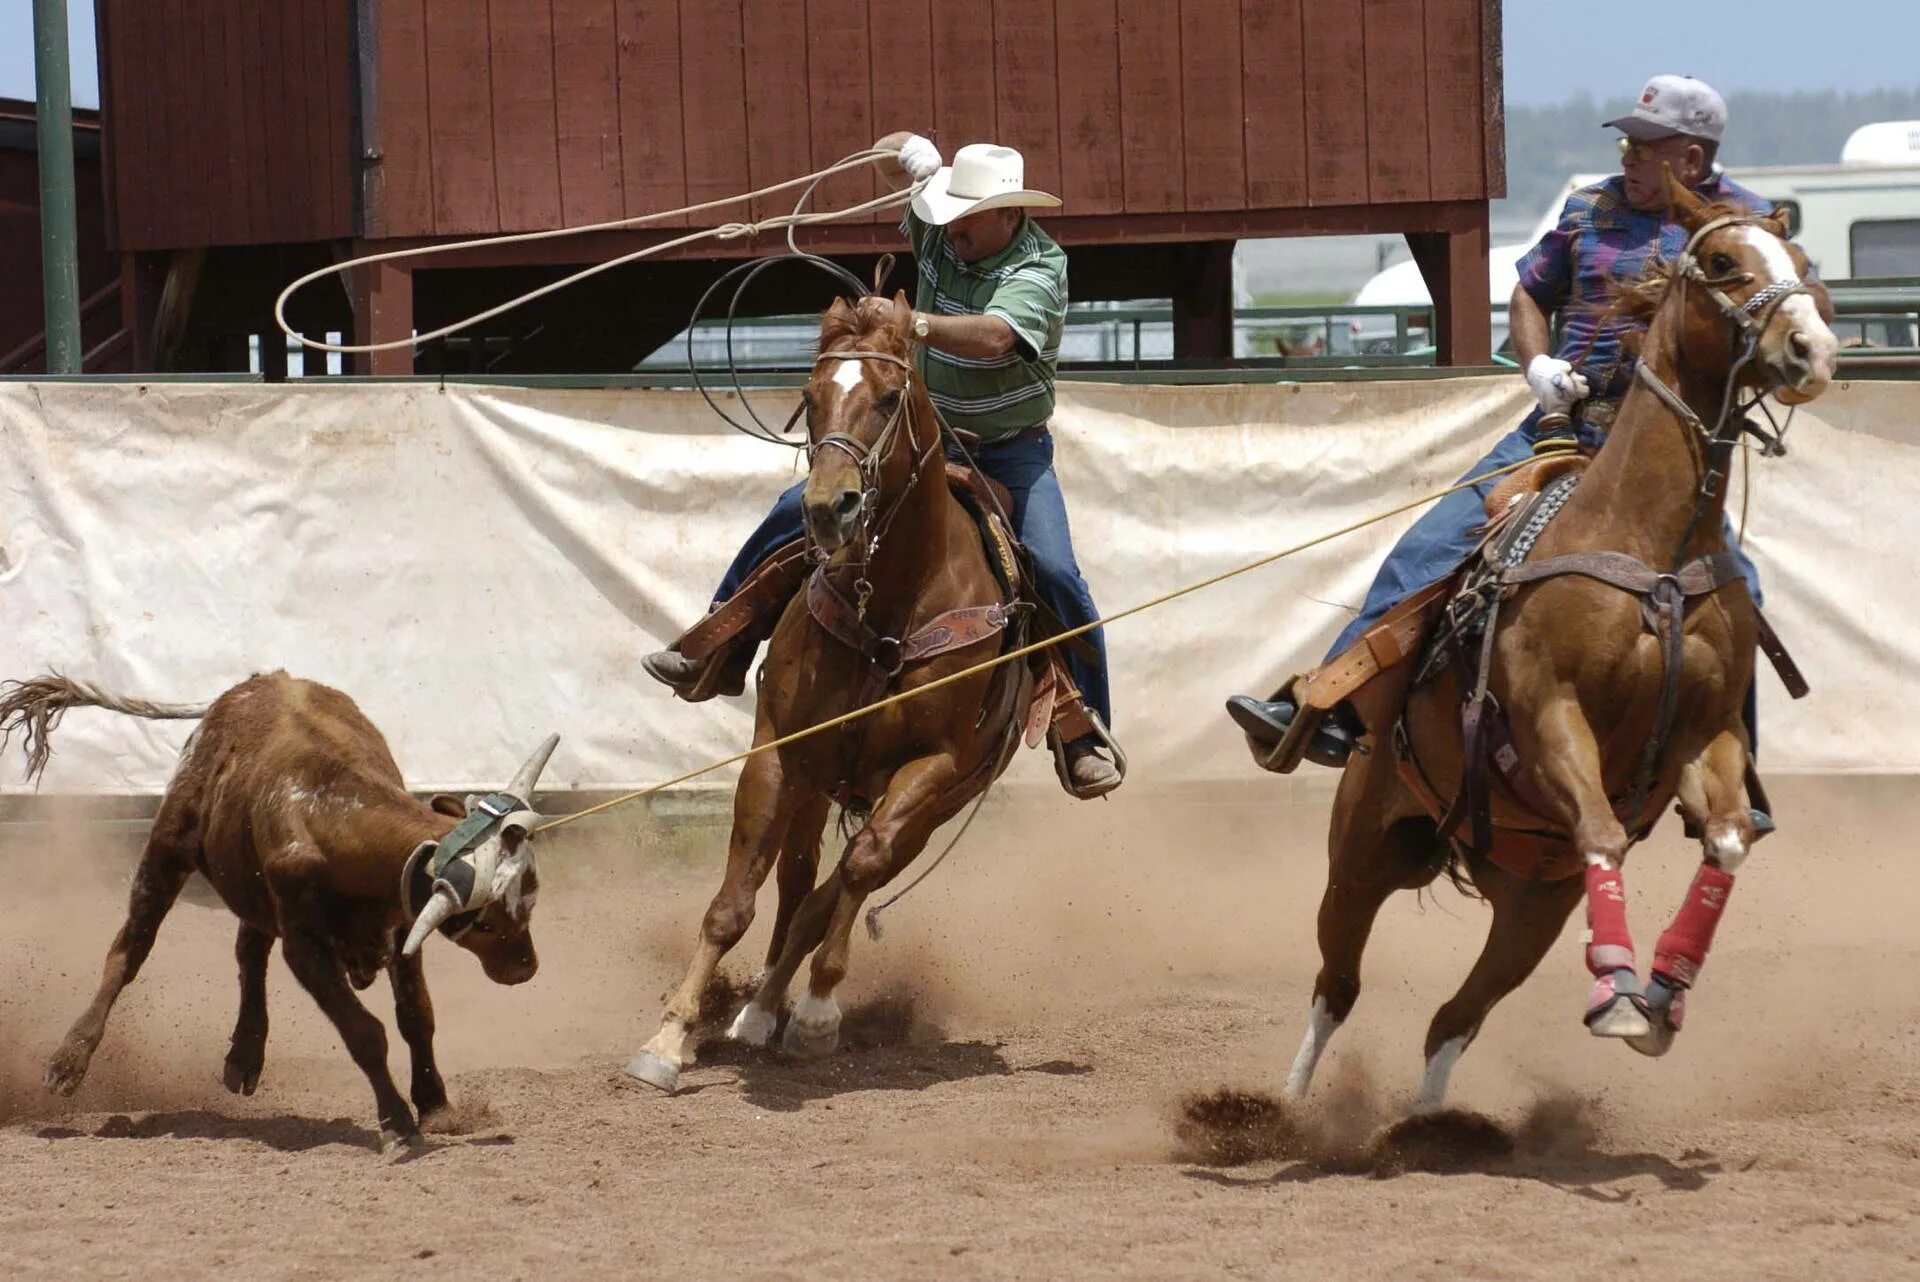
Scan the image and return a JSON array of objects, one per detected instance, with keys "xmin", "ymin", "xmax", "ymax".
[
  {"xmin": 1787, "ymin": 331, "xmax": 1812, "ymax": 361},
  {"xmin": 833, "ymin": 491, "xmax": 862, "ymax": 520}
]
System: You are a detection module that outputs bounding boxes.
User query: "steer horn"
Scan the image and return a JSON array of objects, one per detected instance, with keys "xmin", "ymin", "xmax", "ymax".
[
  {"xmin": 506, "ymin": 733, "xmax": 560, "ymax": 807},
  {"xmin": 402, "ymin": 882, "xmax": 462, "ymax": 957}
]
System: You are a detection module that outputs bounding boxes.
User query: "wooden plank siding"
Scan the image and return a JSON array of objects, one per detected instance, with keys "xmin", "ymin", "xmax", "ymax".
[
  {"xmin": 1115, "ymin": 0, "xmax": 1183, "ymax": 213},
  {"xmin": 552, "ymin": 0, "xmax": 626, "ymax": 227},
  {"xmin": 99, "ymin": 1, "xmax": 1505, "ymax": 253},
  {"xmin": 1362, "ymin": 0, "xmax": 1431, "ymax": 204},
  {"xmin": 98, "ymin": 0, "xmax": 344, "ymax": 251}
]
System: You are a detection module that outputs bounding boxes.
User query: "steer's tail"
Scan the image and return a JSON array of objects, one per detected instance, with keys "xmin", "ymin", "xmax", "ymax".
[{"xmin": 0, "ymin": 673, "xmax": 211, "ymax": 783}]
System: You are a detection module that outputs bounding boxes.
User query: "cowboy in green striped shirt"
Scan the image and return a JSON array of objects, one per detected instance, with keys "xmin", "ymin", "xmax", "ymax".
[{"xmin": 645, "ymin": 134, "xmax": 1121, "ymax": 798}]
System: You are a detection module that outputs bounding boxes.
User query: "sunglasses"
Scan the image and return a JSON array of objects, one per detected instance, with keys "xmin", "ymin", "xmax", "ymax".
[{"xmin": 1618, "ymin": 137, "xmax": 1691, "ymax": 163}]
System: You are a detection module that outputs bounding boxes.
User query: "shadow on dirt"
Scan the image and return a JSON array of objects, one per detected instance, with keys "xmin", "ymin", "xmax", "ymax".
[{"xmin": 684, "ymin": 977, "xmax": 1091, "ymax": 1112}]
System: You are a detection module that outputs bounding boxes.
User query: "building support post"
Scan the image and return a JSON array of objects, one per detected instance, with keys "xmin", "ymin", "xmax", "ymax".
[{"xmin": 33, "ymin": 0, "xmax": 82, "ymax": 373}]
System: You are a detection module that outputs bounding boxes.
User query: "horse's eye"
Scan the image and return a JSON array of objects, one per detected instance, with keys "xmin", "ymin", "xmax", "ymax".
[
  {"xmin": 1710, "ymin": 252, "xmax": 1735, "ymax": 275},
  {"xmin": 874, "ymin": 388, "xmax": 902, "ymax": 415}
]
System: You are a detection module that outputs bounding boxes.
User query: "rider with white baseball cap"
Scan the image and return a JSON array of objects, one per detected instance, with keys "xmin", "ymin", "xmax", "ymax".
[{"xmin": 1229, "ymin": 75, "xmax": 1781, "ymax": 794}]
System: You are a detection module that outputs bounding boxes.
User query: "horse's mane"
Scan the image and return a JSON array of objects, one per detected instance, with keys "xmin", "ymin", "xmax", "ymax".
[{"xmin": 818, "ymin": 295, "xmax": 911, "ymax": 357}]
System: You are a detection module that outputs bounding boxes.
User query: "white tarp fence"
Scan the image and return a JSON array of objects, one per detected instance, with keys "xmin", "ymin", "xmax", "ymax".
[{"xmin": 1, "ymin": 376, "xmax": 1915, "ymax": 795}]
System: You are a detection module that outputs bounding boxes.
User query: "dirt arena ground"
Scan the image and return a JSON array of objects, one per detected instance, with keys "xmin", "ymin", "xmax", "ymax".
[{"xmin": 3, "ymin": 775, "xmax": 1917, "ymax": 1280}]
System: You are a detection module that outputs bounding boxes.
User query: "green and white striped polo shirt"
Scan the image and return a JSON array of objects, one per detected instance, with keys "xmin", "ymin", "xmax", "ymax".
[{"xmin": 904, "ymin": 210, "xmax": 1067, "ymax": 442}]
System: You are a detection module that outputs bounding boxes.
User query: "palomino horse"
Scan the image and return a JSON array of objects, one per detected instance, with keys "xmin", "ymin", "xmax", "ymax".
[
  {"xmin": 628, "ymin": 293, "xmax": 1031, "ymax": 1092},
  {"xmin": 1284, "ymin": 174, "xmax": 1839, "ymax": 1115}
]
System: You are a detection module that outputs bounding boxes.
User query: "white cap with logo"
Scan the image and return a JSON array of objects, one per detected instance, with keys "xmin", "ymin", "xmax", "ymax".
[{"xmin": 1603, "ymin": 74, "xmax": 1728, "ymax": 144}]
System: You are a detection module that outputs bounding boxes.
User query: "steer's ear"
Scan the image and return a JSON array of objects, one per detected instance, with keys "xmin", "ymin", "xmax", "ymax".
[{"xmin": 428, "ymin": 793, "xmax": 468, "ymax": 818}]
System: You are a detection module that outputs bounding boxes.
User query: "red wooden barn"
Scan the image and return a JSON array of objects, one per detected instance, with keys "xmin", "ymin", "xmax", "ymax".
[{"xmin": 90, "ymin": 0, "xmax": 1504, "ymax": 375}]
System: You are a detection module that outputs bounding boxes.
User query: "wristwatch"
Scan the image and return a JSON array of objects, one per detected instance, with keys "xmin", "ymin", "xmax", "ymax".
[{"xmin": 912, "ymin": 311, "xmax": 930, "ymax": 340}]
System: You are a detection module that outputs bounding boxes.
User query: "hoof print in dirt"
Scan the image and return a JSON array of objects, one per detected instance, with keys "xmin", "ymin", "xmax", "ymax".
[{"xmin": 1368, "ymin": 1109, "xmax": 1514, "ymax": 1175}]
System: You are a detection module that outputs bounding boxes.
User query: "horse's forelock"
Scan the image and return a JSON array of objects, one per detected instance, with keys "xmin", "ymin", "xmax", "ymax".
[{"xmin": 818, "ymin": 295, "xmax": 910, "ymax": 357}]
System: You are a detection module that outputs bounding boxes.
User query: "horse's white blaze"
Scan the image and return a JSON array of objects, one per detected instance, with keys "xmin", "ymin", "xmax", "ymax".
[
  {"xmin": 1709, "ymin": 827, "xmax": 1750, "ymax": 874},
  {"xmin": 831, "ymin": 359, "xmax": 864, "ymax": 391},
  {"xmin": 1735, "ymin": 224, "xmax": 1797, "ymax": 285},
  {"xmin": 1734, "ymin": 225, "xmax": 1838, "ymax": 374},
  {"xmin": 1285, "ymin": 997, "xmax": 1340, "ymax": 1099},
  {"xmin": 1413, "ymin": 1036, "xmax": 1469, "ymax": 1115},
  {"xmin": 1779, "ymin": 293, "xmax": 1839, "ymax": 363}
]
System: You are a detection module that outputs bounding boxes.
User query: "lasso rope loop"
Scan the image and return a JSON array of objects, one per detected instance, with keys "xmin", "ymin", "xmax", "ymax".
[
  {"xmin": 531, "ymin": 454, "xmax": 1543, "ymax": 836},
  {"xmin": 273, "ymin": 150, "xmax": 920, "ymax": 357}
]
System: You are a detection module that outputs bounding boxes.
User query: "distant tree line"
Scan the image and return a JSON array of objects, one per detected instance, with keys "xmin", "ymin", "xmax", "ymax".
[{"xmin": 1495, "ymin": 87, "xmax": 1920, "ymax": 229}]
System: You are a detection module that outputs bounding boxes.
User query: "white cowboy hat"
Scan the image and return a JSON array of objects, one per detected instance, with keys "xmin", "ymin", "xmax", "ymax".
[{"xmin": 911, "ymin": 143, "xmax": 1061, "ymax": 226}]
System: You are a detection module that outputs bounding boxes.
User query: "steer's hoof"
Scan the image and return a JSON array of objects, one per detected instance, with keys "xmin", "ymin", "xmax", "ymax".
[
  {"xmin": 1585, "ymin": 992, "xmax": 1653, "ymax": 1039},
  {"xmin": 727, "ymin": 1002, "xmax": 778, "ymax": 1047},
  {"xmin": 378, "ymin": 1127, "xmax": 425, "ymax": 1159},
  {"xmin": 624, "ymin": 1050, "xmax": 681, "ymax": 1094},
  {"xmin": 43, "ymin": 1043, "xmax": 90, "ymax": 1097},
  {"xmin": 223, "ymin": 1051, "xmax": 264, "ymax": 1096}
]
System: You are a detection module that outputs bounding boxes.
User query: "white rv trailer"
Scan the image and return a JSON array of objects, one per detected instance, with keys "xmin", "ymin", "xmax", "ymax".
[{"xmin": 1351, "ymin": 121, "xmax": 1920, "ymax": 353}]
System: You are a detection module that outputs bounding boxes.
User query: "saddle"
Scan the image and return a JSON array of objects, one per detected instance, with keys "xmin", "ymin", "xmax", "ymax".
[
  {"xmin": 1246, "ymin": 452, "xmax": 1808, "ymax": 882},
  {"xmin": 669, "ymin": 461, "xmax": 1107, "ymax": 795}
]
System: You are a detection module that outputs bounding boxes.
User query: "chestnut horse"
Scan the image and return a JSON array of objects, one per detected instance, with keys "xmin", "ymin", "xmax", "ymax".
[
  {"xmin": 1284, "ymin": 175, "xmax": 1839, "ymax": 1114},
  {"xmin": 628, "ymin": 293, "xmax": 1031, "ymax": 1093}
]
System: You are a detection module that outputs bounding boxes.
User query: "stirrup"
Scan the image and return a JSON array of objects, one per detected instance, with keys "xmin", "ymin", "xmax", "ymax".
[{"xmin": 1050, "ymin": 711, "xmax": 1127, "ymax": 800}]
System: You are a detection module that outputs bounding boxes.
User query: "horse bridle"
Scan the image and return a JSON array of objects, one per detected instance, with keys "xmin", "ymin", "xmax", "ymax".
[
  {"xmin": 1644, "ymin": 213, "xmax": 1813, "ymax": 458},
  {"xmin": 804, "ymin": 346, "xmax": 941, "ymax": 615},
  {"xmin": 1635, "ymin": 212, "xmax": 1819, "ymax": 572}
]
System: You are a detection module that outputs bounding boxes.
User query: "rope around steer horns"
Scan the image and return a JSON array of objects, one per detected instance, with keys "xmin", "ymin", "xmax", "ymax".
[
  {"xmin": 272, "ymin": 150, "xmax": 925, "ymax": 357},
  {"xmin": 530, "ymin": 454, "xmax": 1547, "ymax": 839}
]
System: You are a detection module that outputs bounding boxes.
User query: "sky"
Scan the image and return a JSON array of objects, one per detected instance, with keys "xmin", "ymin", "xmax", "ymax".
[{"xmin": 1, "ymin": 0, "xmax": 1917, "ymax": 112}]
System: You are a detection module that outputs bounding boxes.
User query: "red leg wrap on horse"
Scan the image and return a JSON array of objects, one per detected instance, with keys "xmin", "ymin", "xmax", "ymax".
[
  {"xmin": 1583, "ymin": 861, "xmax": 1636, "ymax": 977},
  {"xmin": 1651, "ymin": 863, "xmax": 1736, "ymax": 990}
]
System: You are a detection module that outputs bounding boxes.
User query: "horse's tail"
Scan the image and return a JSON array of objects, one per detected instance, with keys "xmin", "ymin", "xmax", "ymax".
[{"xmin": 0, "ymin": 673, "xmax": 211, "ymax": 783}]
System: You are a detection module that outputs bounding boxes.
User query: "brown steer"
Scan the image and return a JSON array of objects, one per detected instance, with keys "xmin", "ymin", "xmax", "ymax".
[{"xmin": 0, "ymin": 671, "xmax": 558, "ymax": 1151}]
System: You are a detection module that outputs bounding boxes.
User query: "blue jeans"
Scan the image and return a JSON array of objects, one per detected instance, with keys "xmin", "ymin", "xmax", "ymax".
[
  {"xmin": 1325, "ymin": 408, "xmax": 1763, "ymax": 749},
  {"xmin": 714, "ymin": 428, "xmax": 1112, "ymax": 729}
]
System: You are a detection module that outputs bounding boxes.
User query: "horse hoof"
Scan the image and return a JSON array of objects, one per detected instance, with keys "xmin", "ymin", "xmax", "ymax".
[
  {"xmin": 1585, "ymin": 993, "xmax": 1653, "ymax": 1039},
  {"xmin": 1627, "ymin": 984, "xmax": 1684, "ymax": 1058},
  {"xmin": 727, "ymin": 1002, "xmax": 778, "ymax": 1047},
  {"xmin": 623, "ymin": 1050, "xmax": 681, "ymax": 1094},
  {"xmin": 1626, "ymin": 1019, "xmax": 1678, "ymax": 1058},
  {"xmin": 780, "ymin": 995, "xmax": 842, "ymax": 1058},
  {"xmin": 781, "ymin": 1021, "xmax": 839, "ymax": 1058}
]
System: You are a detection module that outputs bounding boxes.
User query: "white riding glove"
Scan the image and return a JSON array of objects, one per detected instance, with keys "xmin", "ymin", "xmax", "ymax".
[
  {"xmin": 1525, "ymin": 354, "xmax": 1591, "ymax": 415},
  {"xmin": 896, "ymin": 135, "xmax": 943, "ymax": 182}
]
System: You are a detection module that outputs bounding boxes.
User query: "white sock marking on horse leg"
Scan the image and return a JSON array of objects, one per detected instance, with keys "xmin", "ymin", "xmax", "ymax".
[
  {"xmin": 791, "ymin": 990, "xmax": 841, "ymax": 1034},
  {"xmin": 726, "ymin": 1000, "xmax": 778, "ymax": 1046},
  {"xmin": 1413, "ymin": 1037, "xmax": 1469, "ymax": 1115},
  {"xmin": 831, "ymin": 360, "xmax": 863, "ymax": 391},
  {"xmin": 1285, "ymin": 997, "xmax": 1340, "ymax": 1100}
]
